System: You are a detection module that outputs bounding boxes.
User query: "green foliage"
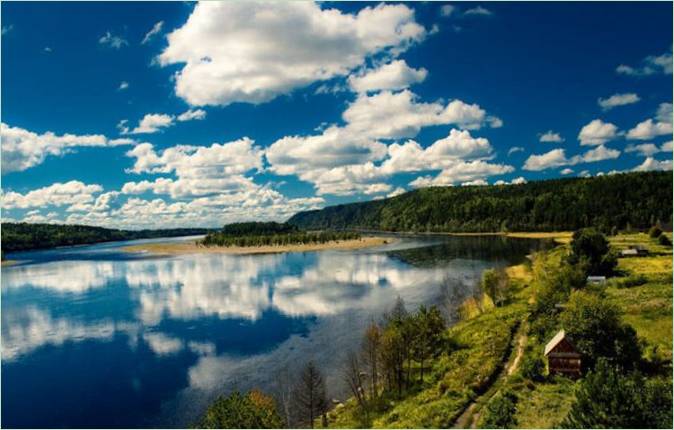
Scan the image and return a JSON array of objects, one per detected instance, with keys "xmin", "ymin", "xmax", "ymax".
[
  {"xmin": 220, "ymin": 221, "xmax": 299, "ymax": 236},
  {"xmin": 198, "ymin": 390, "xmax": 283, "ymax": 429},
  {"xmin": 560, "ymin": 291, "xmax": 641, "ymax": 370},
  {"xmin": 481, "ymin": 268, "xmax": 510, "ymax": 306},
  {"xmin": 568, "ymin": 228, "xmax": 617, "ymax": 276},
  {"xmin": 649, "ymin": 225, "xmax": 663, "ymax": 238},
  {"xmin": 479, "ymin": 390, "xmax": 518, "ymax": 428},
  {"xmin": 609, "ymin": 274, "xmax": 648, "ymax": 289},
  {"xmin": 288, "ymin": 171, "xmax": 673, "ymax": 233},
  {"xmin": 657, "ymin": 234, "xmax": 672, "ymax": 247},
  {"xmin": 201, "ymin": 222, "xmax": 360, "ymax": 247},
  {"xmin": 520, "ymin": 351, "xmax": 546, "ymax": 382},
  {"xmin": 1, "ymin": 222, "xmax": 211, "ymax": 253},
  {"xmin": 562, "ymin": 360, "xmax": 673, "ymax": 428},
  {"xmin": 529, "ymin": 256, "xmax": 585, "ymax": 340},
  {"xmin": 411, "ymin": 305, "xmax": 446, "ymax": 381}
]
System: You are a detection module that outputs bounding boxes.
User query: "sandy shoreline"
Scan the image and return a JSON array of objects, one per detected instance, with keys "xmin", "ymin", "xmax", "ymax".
[{"xmin": 121, "ymin": 236, "xmax": 391, "ymax": 256}]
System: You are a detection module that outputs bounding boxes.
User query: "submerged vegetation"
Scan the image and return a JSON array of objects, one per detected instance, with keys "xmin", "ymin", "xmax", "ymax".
[
  {"xmin": 200, "ymin": 221, "xmax": 360, "ymax": 247},
  {"xmin": 0, "ymin": 222, "xmax": 211, "ymax": 253},
  {"xmin": 288, "ymin": 171, "xmax": 673, "ymax": 233}
]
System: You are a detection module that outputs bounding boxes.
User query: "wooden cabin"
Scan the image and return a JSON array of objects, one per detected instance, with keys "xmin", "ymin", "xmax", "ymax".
[{"xmin": 544, "ymin": 330, "xmax": 582, "ymax": 378}]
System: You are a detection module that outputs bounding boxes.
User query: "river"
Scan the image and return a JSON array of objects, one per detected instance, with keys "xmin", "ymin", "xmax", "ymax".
[{"xmin": 1, "ymin": 234, "xmax": 550, "ymax": 428}]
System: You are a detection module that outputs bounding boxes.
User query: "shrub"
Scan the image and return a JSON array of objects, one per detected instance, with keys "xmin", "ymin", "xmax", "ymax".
[
  {"xmin": 479, "ymin": 390, "xmax": 518, "ymax": 428},
  {"xmin": 198, "ymin": 390, "xmax": 283, "ymax": 428},
  {"xmin": 520, "ymin": 352, "xmax": 546, "ymax": 382},
  {"xmin": 562, "ymin": 360, "xmax": 672, "ymax": 428},
  {"xmin": 648, "ymin": 226, "xmax": 663, "ymax": 238},
  {"xmin": 658, "ymin": 234, "xmax": 672, "ymax": 247}
]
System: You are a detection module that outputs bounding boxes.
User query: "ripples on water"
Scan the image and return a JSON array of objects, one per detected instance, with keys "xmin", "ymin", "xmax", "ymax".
[{"xmin": 1, "ymin": 235, "xmax": 549, "ymax": 428}]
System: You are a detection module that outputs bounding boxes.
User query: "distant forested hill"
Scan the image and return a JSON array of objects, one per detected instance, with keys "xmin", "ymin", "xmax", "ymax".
[
  {"xmin": 288, "ymin": 171, "xmax": 673, "ymax": 233},
  {"xmin": 1, "ymin": 223, "xmax": 211, "ymax": 253}
]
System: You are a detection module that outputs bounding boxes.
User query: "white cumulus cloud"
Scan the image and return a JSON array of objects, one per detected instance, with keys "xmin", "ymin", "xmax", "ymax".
[
  {"xmin": 348, "ymin": 60, "xmax": 427, "ymax": 93},
  {"xmin": 626, "ymin": 103, "xmax": 673, "ymax": 140},
  {"xmin": 578, "ymin": 119, "xmax": 619, "ymax": 146},
  {"xmin": 1, "ymin": 123, "xmax": 133, "ymax": 173},
  {"xmin": 539, "ymin": 130, "xmax": 564, "ymax": 143},
  {"xmin": 617, "ymin": 49, "xmax": 672, "ymax": 76},
  {"xmin": 597, "ymin": 93, "xmax": 639, "ymax": 110},
  {"xmin": 2, "ymin": 181, "xmax": 103, "ymax": 209},
  {"xmin": 158, "ymin": 1, "xmax": 426, "ymax": 106}
]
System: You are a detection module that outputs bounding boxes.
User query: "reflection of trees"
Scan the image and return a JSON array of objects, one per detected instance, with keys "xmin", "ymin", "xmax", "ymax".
[
  {"xmin": 440, "ymin": 276, "xmax": 479, "ymax": 324},
  {"xmin": 387, "ymin": 236, "xmax": 552, "ymax": 268}
]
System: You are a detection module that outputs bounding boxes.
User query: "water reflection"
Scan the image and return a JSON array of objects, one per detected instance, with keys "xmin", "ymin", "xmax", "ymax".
[{"xmin": 1, "ymin": 236, "xmax": 543, "ymax": 428}]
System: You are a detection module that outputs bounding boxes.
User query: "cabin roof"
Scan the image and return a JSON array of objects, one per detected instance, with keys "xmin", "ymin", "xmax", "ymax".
[{"xmin": 544, "ymin": 329, "xmax": 568, "ymax": 356}]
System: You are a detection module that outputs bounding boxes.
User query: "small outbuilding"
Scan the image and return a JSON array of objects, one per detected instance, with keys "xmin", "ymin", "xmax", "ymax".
[
  {"xmin": 620, "ymin": 246, "xmax": 649, "ymax": 257},
  {"xmin": 586, "ymin": 275, "xmax": 606, "ymax": 285},
  {"xmin": 544, "ymin": 330, "xmax": 582, "ymax": 378}
]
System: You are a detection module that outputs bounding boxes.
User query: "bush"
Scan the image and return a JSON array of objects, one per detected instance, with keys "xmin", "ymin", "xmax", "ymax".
[
  {"xmin": 658, "ymin": 234, "xmax": 672, "ymax": 247},
  {"xmin": 479, "ymin": 390, "xmax": 518, "ymax": 428},
  {"xmin": 520, "ymin": 352, "xmax": 546, "ymax": 382},
  {"xmin": 648, "ymin": 226, "xmax": 663, "ymax": 238},
  {"xmin": 562, "ymin": 360, "xmax": 673, "ymax": 428},
  {"xmin": 198, "ymin": 390, "xmax": 283, "ymax": 428}
]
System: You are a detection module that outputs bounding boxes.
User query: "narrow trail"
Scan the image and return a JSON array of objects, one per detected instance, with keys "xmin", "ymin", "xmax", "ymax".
[
  {"xmin": 507, "ymin": 331, "xmax": 528, "ymax": 376},
  {"xmin": 452, "ymin": 323, "xmax": 528, "ymax": 429}
]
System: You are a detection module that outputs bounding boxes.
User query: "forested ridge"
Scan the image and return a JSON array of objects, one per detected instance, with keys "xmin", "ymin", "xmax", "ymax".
[
  {"xmin": 288, "ymin": 171, "xmax": 673, "ymax": 233},
  {"xmin": 1, "ymin": 223, "xmax": 212, "ymax": 253}
]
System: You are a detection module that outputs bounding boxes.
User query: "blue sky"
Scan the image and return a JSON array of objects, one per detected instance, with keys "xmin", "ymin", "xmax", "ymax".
[{"xmin": 1, "ymin": 1, "xmax": 672, "ymax": 229}]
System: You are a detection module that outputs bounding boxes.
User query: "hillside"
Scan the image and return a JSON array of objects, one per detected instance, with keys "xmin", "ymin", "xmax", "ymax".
[
  {"xmin": 1, "ymin": 223, "xmax": 212, "ymax": 253},
  {"xmin": 288, "ymin": 171, "xmax": 673, "ymax": 233},
  {"xmin": 323, "ymin": 231, "xmax": 673, "ymax": 428}
]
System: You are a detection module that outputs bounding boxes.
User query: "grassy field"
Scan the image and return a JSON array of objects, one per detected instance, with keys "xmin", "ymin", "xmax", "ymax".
[
  {"xmin": 607, "ymin": 232, "xmax": 673, "ymax": 360},
  {"xmin": 325, "ymin": 231, "xmax": 672, "ymax": 428}
]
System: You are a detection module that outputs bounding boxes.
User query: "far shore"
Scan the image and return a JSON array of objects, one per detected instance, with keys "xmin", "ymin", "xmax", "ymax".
[
  {"xmin": 121, "ymin": 236, "xmax": 391, "ymax": 256},
  {"xmin": 353, "ymin": 230, "xmax": 574, "ymax": 244}
]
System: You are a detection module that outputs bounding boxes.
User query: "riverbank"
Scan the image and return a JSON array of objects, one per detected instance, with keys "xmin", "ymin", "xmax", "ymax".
[
  {"xmin": 325, "ymin": 231, "xmax": 672, "ymax": 428},
  {"xmin": 121, "ymin": 236, "xmax": 390, "ymax": 256}
]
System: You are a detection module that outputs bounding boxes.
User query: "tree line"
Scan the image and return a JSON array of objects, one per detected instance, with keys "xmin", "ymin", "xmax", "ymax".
[
  {"xmin": 288, "ymin": 171, "xmax": 673, "ymax": 233},
  {"xmin": 1, "ymin": 222, "xmax": 211, "ymax": 253},
  {"xmin": 197, "ymin": 298, "xmax": 447, "ymax": 428},
  {"xmin": 200, "ymin": 222, "xmax": 361, "ymax": 247}
]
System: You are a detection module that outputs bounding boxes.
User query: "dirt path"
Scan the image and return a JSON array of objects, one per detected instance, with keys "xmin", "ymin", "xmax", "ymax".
[
  {"xmin": 452, "ymin": 323, "xmax": 528, "ymax": 429},
  {"xmin": 507, "ymin": 331, "xmax": 528, "ymax": 376}
]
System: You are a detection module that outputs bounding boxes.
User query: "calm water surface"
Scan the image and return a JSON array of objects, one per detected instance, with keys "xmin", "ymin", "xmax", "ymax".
[{"xmin": 1, "ymin": 235, "xmax": 549, "ymax": 428}]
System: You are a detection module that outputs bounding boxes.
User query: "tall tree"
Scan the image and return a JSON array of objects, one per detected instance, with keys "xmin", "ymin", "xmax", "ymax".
[
  {"xmin": 362, "ymin": 321, "xmax": 382, "ymax": 401},
  {"xmin": 343, "ymin": 350, "xmax": 369, "ymax": 422},
  {"xmin": 412, "ymin": 305, "xmax": 446, "ymax": 382},
  {"xmin": 292, "ymin": 361, "xmax": 328, "ymax": 428}
]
